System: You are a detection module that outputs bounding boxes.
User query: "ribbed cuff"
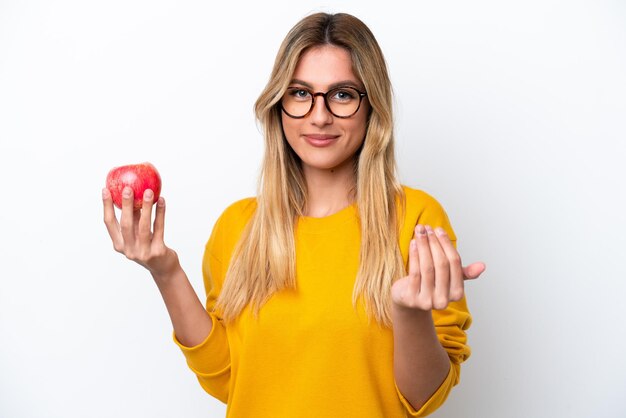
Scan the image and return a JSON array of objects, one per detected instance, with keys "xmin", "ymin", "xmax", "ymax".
[
  {"xmin": 172, "ymin": 312, "xmax": 230, "ymax": 375},
  {"xmin": 395, "ymin": 362, "xmax": 459, "ymax": 417}
]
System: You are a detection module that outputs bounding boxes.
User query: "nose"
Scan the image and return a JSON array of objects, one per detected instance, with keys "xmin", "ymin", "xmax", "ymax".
[{"xmin": 309, "ymin": 95, "xmax": 333, "ymax": 126}]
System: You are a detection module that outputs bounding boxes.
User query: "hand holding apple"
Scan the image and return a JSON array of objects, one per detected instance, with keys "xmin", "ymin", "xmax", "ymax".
[
  {"xmin": 106, "ymin": 162, "xmax": 162, "ymax": 210},
  {"xmin": 102, "ymin": 162, "xmax": 180, "ymax": 281}
]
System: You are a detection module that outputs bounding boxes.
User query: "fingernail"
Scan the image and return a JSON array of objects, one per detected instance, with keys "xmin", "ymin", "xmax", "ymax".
[
  {"xmin": 435, "ymin": 227, "xmax": 446, "ymax": 236},
  {"xmin": 102, "ymin": 188, "xmax": 109, "ymax": 199},
  {"xmin": 122, "ymin": 187, "xmax": 132, "ymax": 198},
  {"xmin": 144, "ymin": 189, "xmax": 153, "ymax": 200},
  {"xmin": 410, "ymin": 239, "xmax": 417, "ymax": 250},
  {"xmin": 425, "ymin": 225, "xmax": 434, "ymax": 235},
  {"xmin": 415, "ymin": 224, "xmax": 426, "ymax": 236}
]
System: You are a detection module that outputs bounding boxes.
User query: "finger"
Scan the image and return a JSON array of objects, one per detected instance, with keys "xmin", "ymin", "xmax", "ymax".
[
  {"xmin": 415, "ymin": 224, "xmax": 434, "ymax": 309},
  {"xmin": 406, "ymin": 239, "xmax": 420, "ymax": 298},
  {"xmin": 152, "ymin": 197, "xmax": 166, "ymax": 244},
  {"xmin": 120, "ymin": 187, "xmax": 136, "ymax": 249},
  {"xmin": 425, "ymin": 225, "xmax": 450, "ymax": 310},
  {"xmin": 102, "ymin": 188, "xmax": 124, "ymax": 252},
  {"xmin": 133, "ymin": 208, "xmax": 141, "ymax": 237},
  {"xmin": 137, "ymin": 189, "xmax": 154, "ymax": 246},
  {"xmin": 463, "ymin": 262, "xmax": 486, "ymax": 280},
  {"xmin": 435, "ymin": 227, "xmax": 464, "ymax": 301}
]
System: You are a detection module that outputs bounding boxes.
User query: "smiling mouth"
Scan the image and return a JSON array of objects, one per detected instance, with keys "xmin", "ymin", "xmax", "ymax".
[
  {"xmin": 305, "ymin": 133, "xmax": 339, "ymax": 139},
  {"xmin": 303, "ymin": 134, "xmax": 339, "ymax": 147}
]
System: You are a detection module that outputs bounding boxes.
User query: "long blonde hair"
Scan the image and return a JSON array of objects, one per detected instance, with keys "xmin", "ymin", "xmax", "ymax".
[{"xmin": 215, "ymin": 12, "xmax": 405, "ymax": 327}]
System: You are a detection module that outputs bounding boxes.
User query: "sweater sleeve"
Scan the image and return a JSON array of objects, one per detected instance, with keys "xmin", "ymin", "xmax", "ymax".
[
  {"xmin": 172, "ymin": 209, "xmax": 234, "ymax": 404},
  {"xmin": 395, "ymin": 187, "xmax": 473, "ymax": 416}
]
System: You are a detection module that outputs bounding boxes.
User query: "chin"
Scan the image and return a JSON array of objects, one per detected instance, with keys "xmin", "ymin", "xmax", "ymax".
[{"xmin": 301, "ymin": 156, "xmax": 356, "ymax": 173}]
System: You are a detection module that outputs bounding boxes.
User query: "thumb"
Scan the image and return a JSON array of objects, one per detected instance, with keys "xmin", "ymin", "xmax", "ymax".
[{"xmin": 463, "ymin": 262, "xmax": 486, "ymax": 280}]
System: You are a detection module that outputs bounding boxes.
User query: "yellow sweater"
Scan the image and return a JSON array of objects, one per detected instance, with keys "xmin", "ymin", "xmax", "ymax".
[{"xmin": 175, "ymin": 186, "xmax": 472, "ymax": 417}]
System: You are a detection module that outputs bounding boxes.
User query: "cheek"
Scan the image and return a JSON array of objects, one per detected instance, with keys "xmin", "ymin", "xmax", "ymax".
[
  {"xmin": 350, "ymin": 114, "xmax": 369, "ymax": 142},
  {"xmin": 352, "ymin": 102, "xmax": 370, "ymax": 137}
]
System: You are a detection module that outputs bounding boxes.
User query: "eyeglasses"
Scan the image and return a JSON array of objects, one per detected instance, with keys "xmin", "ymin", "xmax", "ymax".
[{"xmin": 280, "ymin": 86, "xmax": 367, "ymax": 119}]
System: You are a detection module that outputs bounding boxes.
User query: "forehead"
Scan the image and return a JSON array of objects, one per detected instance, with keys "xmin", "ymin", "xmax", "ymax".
[{"xmin": 292, "ymin": 45, "xmax": 360, "ymax": 89}]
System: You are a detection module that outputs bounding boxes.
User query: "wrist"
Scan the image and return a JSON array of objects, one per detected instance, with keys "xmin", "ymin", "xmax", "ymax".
[
  {"xmin": 391, "ymin": 303, "xmax": 439, "ymax": 343},
  {"xmin": 150, "ymin": 250, "xmax": 182, "ymax": 285},
  {"xmin": 391, "ymin": 303, "xmax": 435, "ymax": 330},
  {"xmin": 391, "ymin": 301, "xmax": 432, "ymax": 318}
]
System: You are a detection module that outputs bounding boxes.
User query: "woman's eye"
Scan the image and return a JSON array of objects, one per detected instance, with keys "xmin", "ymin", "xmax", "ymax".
[
  {"xmin": 332, "ymin": 89, "xmax": 356, "ymax": 101},
  {"xmin": 289, "ymin": 89, "xmax": 310, "ymax": 99}
]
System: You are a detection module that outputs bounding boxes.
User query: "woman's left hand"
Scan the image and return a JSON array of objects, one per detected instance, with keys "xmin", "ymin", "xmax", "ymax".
[{"xmin": 391, "ymin": 224, "xmax": 486, "ymax": 311}]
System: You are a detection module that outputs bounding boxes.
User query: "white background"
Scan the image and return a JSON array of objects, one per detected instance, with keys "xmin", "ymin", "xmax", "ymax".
[{"xmin": 1, "ymin": 1, "xmax": 625, "ymax": 417}]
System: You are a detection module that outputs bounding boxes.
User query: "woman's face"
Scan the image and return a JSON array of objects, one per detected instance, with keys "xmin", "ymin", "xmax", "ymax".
[{"xmin": 281, "ymin": 45, "xmax": 369, "ymax": 177}]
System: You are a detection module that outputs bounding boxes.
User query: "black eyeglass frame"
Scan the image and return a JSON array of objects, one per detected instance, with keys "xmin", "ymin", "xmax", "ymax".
[{"xmin": 280, "ymin": 86, "xmax": 368, "ymax": 119}]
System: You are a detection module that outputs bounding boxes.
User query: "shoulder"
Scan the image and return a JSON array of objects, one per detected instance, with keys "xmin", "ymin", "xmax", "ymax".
[
  {"xmin": 218, "ymin": 196, "xmax": 258, "ymax": 226},
  {"xmin": 401, "ymin": 185, "xmax": 440, "ymax": 206},
  {"xmin": 400, "ymin": 185, "xmax": 457, "ymax": 241},
  {"xmin": 401, "ymin": 185, "xmax": 446, "ymax": 216},
  {"xmin": 206, "ymin": 197, "xmax": 257, "ymax": 252}
]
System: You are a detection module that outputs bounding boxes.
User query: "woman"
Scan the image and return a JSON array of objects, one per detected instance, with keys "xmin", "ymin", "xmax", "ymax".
[{"xmin": 102, "ymin": 12, "xmax": 485, "ymax": 418}]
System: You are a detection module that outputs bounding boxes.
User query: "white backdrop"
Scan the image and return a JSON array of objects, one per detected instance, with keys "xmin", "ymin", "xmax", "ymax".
[{"xmin": 1, "ymin": 1, "xmax": 625, "ymax": 417}]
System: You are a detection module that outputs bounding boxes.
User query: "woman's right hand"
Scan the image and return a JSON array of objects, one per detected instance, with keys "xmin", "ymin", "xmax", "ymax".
[{"xmin": 102, "ymin": 186, "xmax": 180, "ymax": 282}]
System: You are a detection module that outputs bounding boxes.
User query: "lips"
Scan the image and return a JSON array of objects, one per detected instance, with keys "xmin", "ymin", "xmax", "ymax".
[{"xmin": 303, "ymin": 133, "xmax": 339, "ymax": 147}]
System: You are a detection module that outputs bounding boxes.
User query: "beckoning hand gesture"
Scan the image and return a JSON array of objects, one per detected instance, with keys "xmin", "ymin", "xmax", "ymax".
[{"xmin": 391, "ymin": 224, "xmax": 485, "ymax": 311}]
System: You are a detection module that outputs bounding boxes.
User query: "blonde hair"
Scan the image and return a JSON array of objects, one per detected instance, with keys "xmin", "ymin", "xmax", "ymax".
[{"xmin": 215, "ymin": 12, "xmax": 405, "ymax": 327}]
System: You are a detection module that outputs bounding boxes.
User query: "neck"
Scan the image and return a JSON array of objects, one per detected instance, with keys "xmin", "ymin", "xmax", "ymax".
[{"xmin": 302, "ymin": 161, "xmax": 357, "ymax": 218}]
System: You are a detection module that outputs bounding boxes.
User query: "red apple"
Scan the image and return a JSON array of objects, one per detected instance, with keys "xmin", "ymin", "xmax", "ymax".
[{"xmin": 106, "ymin": 162, "xmax": 162, "ymax": 210}]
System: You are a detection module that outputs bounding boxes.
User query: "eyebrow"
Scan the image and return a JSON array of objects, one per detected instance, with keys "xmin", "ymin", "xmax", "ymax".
[{"xmin": 289, "ymin": 78, "xmax": 364, "ymax": 91}]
